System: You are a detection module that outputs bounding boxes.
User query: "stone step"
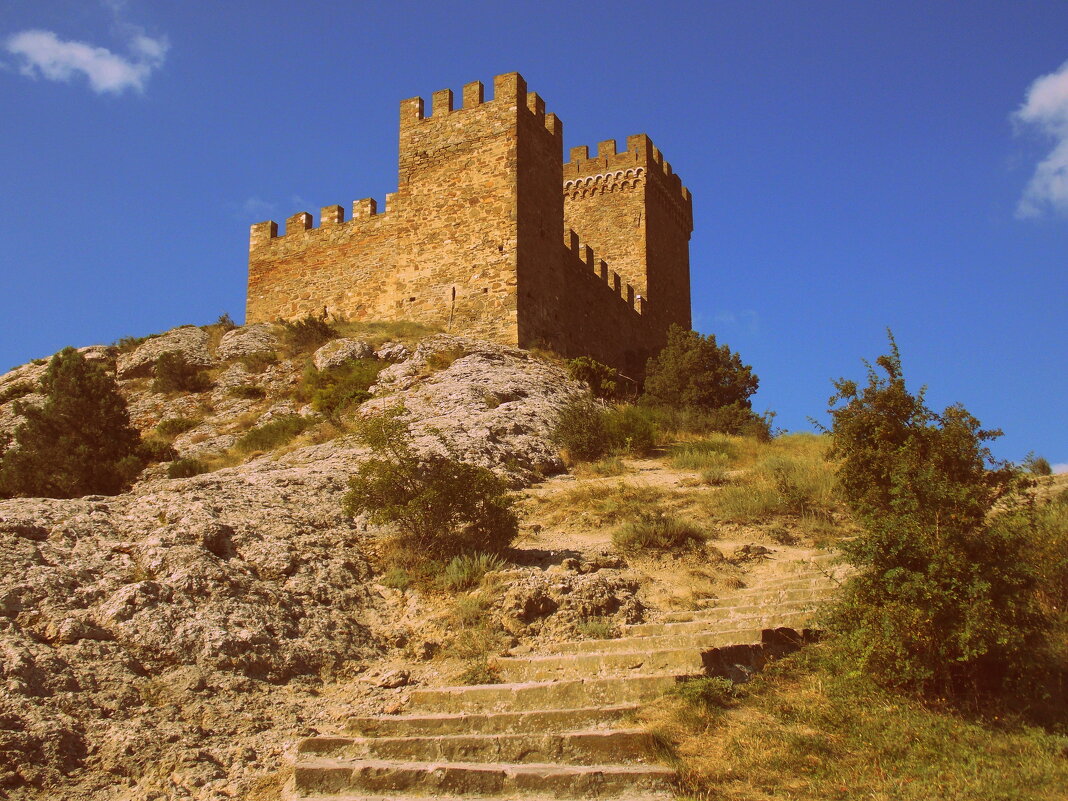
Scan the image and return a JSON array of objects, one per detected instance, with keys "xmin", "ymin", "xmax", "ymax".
[
  {"xmin": 545, "ymin": 626, "xmax": 765, "ymax": 655},
  {"xmin": 409, "ymin": 674, "xmax": 682, "ymax": 714},
  {"xmin": 492, "ymin": 644, "xmax": 722, "ymax": 683},
  {"xmin": 292, "ymin": 757, "xmax": 676, "ymax": 798},
  {"xmin": 299, "ymin": 728, "xmax": 655, "ymax": 765},
  {"xmin": 624, "ymin": 608, "xmax": 815, "ymax": 637},
  {"xmin": 285, "ymin": 794, "xmax": 671, "ymax": 801},
  {"xmin": 656, "ymin": 587, "xmax": 834, "ymax": 621},
  {"xmin": 346, "ymin": 705, "xmax": 639, "ymax": 737}
]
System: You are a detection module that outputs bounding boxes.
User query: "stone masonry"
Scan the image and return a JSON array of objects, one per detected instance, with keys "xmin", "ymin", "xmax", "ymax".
[{"xmin": 246, "ymin": 72, "xmax": 693, "ymax": 376}]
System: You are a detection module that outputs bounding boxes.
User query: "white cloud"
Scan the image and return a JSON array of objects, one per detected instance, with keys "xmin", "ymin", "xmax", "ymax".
[
  {"xmin": 4, "ymin": 27, "xmax": 167, "ymax": 95},
  {"xmin": 1052, "ymin": 462, "xmax": 1068, "ymax": 475},
  {"xmin": 1014, "ymin": 60, "xmax": 1068, "ymax": 218}
]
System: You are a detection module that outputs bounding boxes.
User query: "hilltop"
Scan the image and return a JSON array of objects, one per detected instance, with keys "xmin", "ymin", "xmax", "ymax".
[{"xmin": 0, "ymin": 321, "xmax": 1065, "ymax": 801}]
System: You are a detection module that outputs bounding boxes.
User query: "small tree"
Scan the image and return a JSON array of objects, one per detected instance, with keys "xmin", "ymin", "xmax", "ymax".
[
  {"xmin": 642, "ymin": 325, "xmax": 759, "ymax": 413},
  {"xmin": 825, "ymin": 333, "xmax": 1048, "ymax": 703},
  {"xmin": 0, "ymin": 348, "xmax": 143, "ymax": 498},
  {"xmin": 152, "ymin": 351, "xmax": 211, "ymax": 393},
  {"xmin": 343, "ymin": 409, "xmax": 518, "ymax": 560},
  {"xmin": 567, "ymin": 356, "xmax": 620, "ymax": 400}
]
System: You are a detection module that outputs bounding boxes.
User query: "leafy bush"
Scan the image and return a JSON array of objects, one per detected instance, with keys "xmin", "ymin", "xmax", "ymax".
[
  {"xmin": 227, "ymin": 384, "xmax": 266, "ymax": 400},
  {"xmin": 167, "ymin": 458, "xmax": 208, "ymax": 479},
  {"xmin": 298, "ymin": 358, "xmax": 385, "ymax": 416},
  {"xmin": 552, "ymin": 400, "xmax": 657, "ymax": 462},
  {"xmin": 111, "ymin": 335, "xmax": 149, "ymax": 351},
  {"xmin": 235, "ymin": 415, "xmax": 313, "ymax": 453},
  {"xmin": 155, "ymin": 416, "xmax": 201, "ymax": 438},
  {"xmin": 152, "ymin": 352, "xmax": 211, "ymax": 393},
  {"xmin": 643, "ymin": 325, "xmax": 759, "ymax": 413},
  {"xmin": 553, "ymin": 399, "xmax": 612, "ymax": 461},
  {"xmin": 279, "ymin": 312, "xmax": 337, "ymax": 354},
  {"xmin": 613, "ymin": 511, "xmax": 708, "ymax": 553},
  {"xmin": 0, "ymin": 348, "xmax": 143, "ymax": 498},
  {"xmin": 567, "ymin": 356, "xmax": 621, "ymax": 400},
  {"xmin": 441, "ymin": 552, "xmax": 507, "ymax": 591},
  {"xmin": 0, "ymin": 382, "xmax": 34, "ymax": 405},
  {"xmin": 138, "ymin": 437, "xmax": 177, "ymax": 463},
  {"xmin": 1023, "ymin": 452, "xmax": 1054, "ymax": 476},
  {"xmin": 238, "ymin": 352, "xmax": 279, "ymax": 373},
  {"xmin": 343, "ymin": 409, "xmax": 518, "ymax": 560},
  {"xmin": 824, "ymin": 334, "xmax": 1049, "ymax": 703}
]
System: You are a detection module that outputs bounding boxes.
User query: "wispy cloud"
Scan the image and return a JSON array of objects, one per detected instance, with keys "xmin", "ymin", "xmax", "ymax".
[
  {"xmin": 4, "ymin": 9, "xmax": 168, "ymax": 96},
  {"xmin": 1014, "ymin": 60, "xmax": 1068, "ymax": 218},
  {"xmin": 1053, "ymin": 462, "xmax": 1068, "ymax": 475},
  {"xmin": 242, "ymin": 197, "xmax": 279, "ymax": 220}
]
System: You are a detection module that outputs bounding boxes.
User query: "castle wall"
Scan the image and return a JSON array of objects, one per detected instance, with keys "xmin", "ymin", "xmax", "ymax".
[{"xmin": 245, "ymin": 72, "xmax": 692, "ymax": 378}]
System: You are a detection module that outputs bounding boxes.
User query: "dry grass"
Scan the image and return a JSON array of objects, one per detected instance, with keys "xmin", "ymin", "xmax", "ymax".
[
  {"xmin": 573, "ymin": 456, "xmax": 632, "ymax": 477},
  {"xmin": 641, "ymin": 645, "xmax": 1068, "ymax": 801},
  {"xmin": 529, "ymin": 481, "xmax": 677, "ymax": 529},
  {"xmin": 333, "ymin": 319, "xmax": 440, "ymax": 346}
]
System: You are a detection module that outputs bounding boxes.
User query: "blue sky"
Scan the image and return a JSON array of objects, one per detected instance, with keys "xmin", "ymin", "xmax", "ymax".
[{"xmin": 1, "ymin": 1, "xmax": 1065, "ymax": 469}]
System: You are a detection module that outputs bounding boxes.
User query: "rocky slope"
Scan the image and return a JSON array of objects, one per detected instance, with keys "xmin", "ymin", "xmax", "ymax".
[{"xmin": 0, "ymin": 325, "xmax": 587, "ymax": 800}]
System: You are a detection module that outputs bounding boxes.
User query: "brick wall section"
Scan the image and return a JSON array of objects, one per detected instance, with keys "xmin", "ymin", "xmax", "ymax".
[{"xmin": 245, "ymin": 72, "xmax": 692, "ymax": 377}]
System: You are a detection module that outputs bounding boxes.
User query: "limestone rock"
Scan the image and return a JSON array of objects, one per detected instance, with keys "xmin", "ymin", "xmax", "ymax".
[
  {"xmin": 216, "ymin": 323, "xmax": 280, "ymax": 361},
  {"xmin": 116, "ymin": 327, "xmax": 214, "ymax": 380},
  {"xmin": 313, "ymin": 338, "xmax": 375, "ymax": 371},
  {"xmin": 375, "ymin": 342, "xmax": 411, "ymax": 362}
]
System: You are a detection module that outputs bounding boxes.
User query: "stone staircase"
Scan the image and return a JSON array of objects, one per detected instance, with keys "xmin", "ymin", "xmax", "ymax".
[{"xmin": 285, "ymin": 557, "xmax": 844, "ymax": 800}]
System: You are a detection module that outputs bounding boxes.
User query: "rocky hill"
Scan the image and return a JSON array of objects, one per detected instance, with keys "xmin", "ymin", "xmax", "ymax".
[{"xmin": 0, "ymin": 324, "xmax": 602, "ymax": 799}]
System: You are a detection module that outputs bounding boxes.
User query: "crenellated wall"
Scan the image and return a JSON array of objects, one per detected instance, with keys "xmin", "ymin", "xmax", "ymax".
[{"xmin": 245, "ymin": 72, "xmax": 692, "ymax": 377}]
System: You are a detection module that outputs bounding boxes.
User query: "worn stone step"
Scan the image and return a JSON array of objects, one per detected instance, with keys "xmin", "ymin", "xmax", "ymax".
[
  {"xmin": 285, "ymin": 794, "xmax": 671, "ymax": 801},
  {"xmin": 624, "ymin": 608, "xmax": 814, "ymax": 637},
  {"xmin": 346, "ymin": 705, "xmax": 639, "ymax": 737},
  {"xmin": 292, "ymin": 757, "xmax": 676, "ymax": 798},
  {"xmin": 493, "ymin": 645, "xmax": 719, "ymax": 683},
  {"xmin": 409, "ymin": 674, "xmax": 682, "ymax": 714},
  {"xmin": 299, "ymin": 728, "xmax": 655, "ymax": 765},
  {"xmin": 545, "ymin": 626, "xmax": 764, "ymax": 655},
  {"xmin": 656, "ymin": 588, "xmax": 834, "ymax": 622}
]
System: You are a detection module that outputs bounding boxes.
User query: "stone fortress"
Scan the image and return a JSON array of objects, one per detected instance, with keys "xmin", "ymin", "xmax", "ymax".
[{"xmin": 246, "ymin": 72, "xmax": 693, "ymax": 376}]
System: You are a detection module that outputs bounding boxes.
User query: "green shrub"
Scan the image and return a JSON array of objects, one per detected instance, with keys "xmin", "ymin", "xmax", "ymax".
[
  {"xmin": 380, "ymin": 567, "xmax": 411, "ymax": 591},
  {"xmin": 235, "ymin": 415, "xmax": 313, "ymax": 453},
  {"xmin": 441, "ymin": 552, "xmax": 507, "ymax": 591},
  {"xmin": 0, "ymin": 382, "xmax": 34, "ymax": 405},
  {"xmin": 167, "ymin": 458, "xmax": 208, "ymax": 479},
  {"xmin": 343, "ymin": 409, "xmax": 518, "ymax": 560},
  {"xmin": 1023, "ymin": 452, "xmax": 1054, "ymax": 476},
  {"xmin": 552, "ymin": 400, "xmax": 657, "ymax": 462},
  {"xmin": 238, "ymin": 352, "xmax": 279, "ymax": 373},
  {"xmin": 112, "ymin": 335, "xmax": 149, "ymax": 352},
  {"xmin": 567, "ymin": 356, "xmax": 621, "ymax": 400},
  {"xmin": 642, "ymin": 325, "xmax": 759, "ymax": 413},
  {"xmin": 576, "ymin": 616, "xmax": 616, "ymax": 639},
  {"xmin": 553, "ymin": 399, "xmax": 612, "ymax": 461},
  {"xmin": 613, "ymin": 511, "xmax": 708, "ymax": 553},
  {"xmin": 214, "ymin": 312, "xmax": 237, "ymax": 330},
  {"xmin": 0, "ymin": 348, "xmax": 143, "ymax": 498},
  {"xmin": 138, "ymin": 437, "xmax": 177, "ymax": 463},
  {"xmin": 824, "ymin": 333, "xmax": 1049, "ymax": 703},
  {"xmin": 298, "ymin": 358, "xmax": 385, "ymax": 416},
  {"xmin": 603, "ymin": 404, "xmax": 657, "ymax": 455},
  {"xmin": 155, "ymin": 416, "xmax": 201, "ymax": 438},
  {"xmin": 227, "ymin": 384, "xmax": 266, "ymax": 400},
  {"xmin": 152, "ymin": 352, "xmax": 211, "ymax": 393},
  {"xmin": 279, "ymin": 312, "xmax": 337, "ymax": 354}
]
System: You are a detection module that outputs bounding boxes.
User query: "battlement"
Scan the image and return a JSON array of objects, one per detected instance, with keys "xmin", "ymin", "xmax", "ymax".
[
  {"xmin": 564, "ymin": 133, "xmax": 691, "ymax": 205},
  {"xmin": 399, "ymin": 72, "xmax": 562, "ymax": 137},
  {"xmin": 563, "ymin": 230, "xmax": 645, "ymax": 315},
  {"xmin": 246, "ymin": 71, "xmax": 692, "ymax": 377}
]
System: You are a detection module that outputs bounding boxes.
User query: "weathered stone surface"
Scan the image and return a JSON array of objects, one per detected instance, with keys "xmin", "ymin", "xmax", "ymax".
[
  {"xmin": 313, "ymin": 338, "xmax": 375, "ymax": 371},
  {"xmin": 216, "ymin": 323, "xmax": 280, "ymax": 360},
  {"xmin": 116, "ymin": 326, "xmax": 214, "ymax": 379},
  {"xmin": 374, "ymin": 341, "xmax": 411, "ymax": 363}
]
